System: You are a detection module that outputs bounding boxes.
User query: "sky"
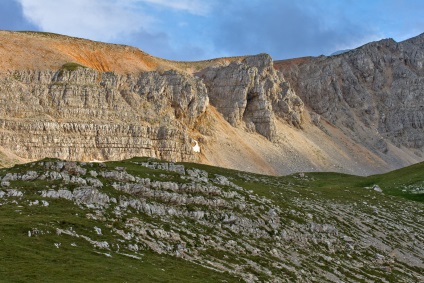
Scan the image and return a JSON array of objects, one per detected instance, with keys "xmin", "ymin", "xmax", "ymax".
[{"xmin": 1, "ymin": 0, "xmax": 424, "ymax": 61}]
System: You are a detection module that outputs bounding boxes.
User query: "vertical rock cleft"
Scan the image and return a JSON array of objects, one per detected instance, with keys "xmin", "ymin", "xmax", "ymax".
[{"xmin": 199, "ymin": 53, "xmax": 304, "ymax": 141}]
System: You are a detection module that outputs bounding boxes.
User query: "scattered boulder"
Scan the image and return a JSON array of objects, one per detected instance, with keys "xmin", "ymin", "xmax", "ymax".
[{"xmin": 373, "ymin": 185, "xmax": 383, "ymax": 193}]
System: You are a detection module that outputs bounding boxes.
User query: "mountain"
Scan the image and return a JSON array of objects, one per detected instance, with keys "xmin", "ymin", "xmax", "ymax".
[
  {"xmin": 0, "ymin": 31, "xmax": 423, "ymax": 282},
  {"xmin": 276, "ymin": 34, "xmax": 424, "ymax": 173},
  {"xmin": 0, "ymin": 30, "xmax": 424, "ymax": 175},
  {"xmin": 0, "ymin": 158, "xmax": 422, "ymax": 282}
]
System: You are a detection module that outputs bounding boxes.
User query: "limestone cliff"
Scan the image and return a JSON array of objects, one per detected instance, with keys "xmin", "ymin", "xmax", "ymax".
[
  {"xmin": 0, "ymin": 31, "xmax": 306, "ymax": 171},
  {"xmin": 0, "ymin": 67, "xmax": 208, "ymax": 162}
]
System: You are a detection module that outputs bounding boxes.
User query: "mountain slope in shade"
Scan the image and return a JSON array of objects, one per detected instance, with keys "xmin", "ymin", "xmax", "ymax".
[
  {"xmin": 276, "ymin": 33, "xmax": 424, "ymax": 173},
  {"xmin": 0, "ymin": 30, "xmax": 423, "ymax": 175}
]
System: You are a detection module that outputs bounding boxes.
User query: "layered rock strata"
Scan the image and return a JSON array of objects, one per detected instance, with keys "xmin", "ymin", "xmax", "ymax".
[
  {"xmin": 1, "ymin": 30, "xmax": 424, "ymax": 175},
  {"xmin": 0, "ymin": 68, "xmax": 209, "ymax": 162}
]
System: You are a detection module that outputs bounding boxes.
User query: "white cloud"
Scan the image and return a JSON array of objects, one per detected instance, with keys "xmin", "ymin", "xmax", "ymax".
[
  {"xmin": 135, "ymin": 0, "xmax": 212, "ymax": 15},
  {"xmin": 17, "ymin": 0, "xmax": 152, "ymax": 41}
]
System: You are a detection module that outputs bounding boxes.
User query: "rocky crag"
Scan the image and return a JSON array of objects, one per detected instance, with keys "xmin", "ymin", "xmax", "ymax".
[
  {"xmin": 0, "ymin": 30, "xmax": 424, "ymax": 175},
  {"xmin": 0, "ymin": 52, "xmax": 301, "ymax": 164},
  {"xmin": 199, "ymin": 54, "xmax": 304, "ymax": 141}
]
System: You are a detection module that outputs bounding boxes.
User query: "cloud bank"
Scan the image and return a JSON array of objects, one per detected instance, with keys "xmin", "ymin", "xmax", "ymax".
[
  {"xmin": 210, "ymin": 1, "xmax": 381, "ymax": 59},
  {"xmin": 136, "ymin": 0, "xmax": 213, "ymax": 15},
  {"xmin": 0, "ymin": 0, "xmax": 422, "ymax": 60},
  {"xmin": 18, "ymin": 0, "xmax": 150, "ymax": 41}
]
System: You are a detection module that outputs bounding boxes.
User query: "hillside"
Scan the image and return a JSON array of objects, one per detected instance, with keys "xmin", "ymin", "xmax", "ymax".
[
  {"xmin": 0, "ymin": 158, "xmax": 422, "ymax": 282},
  {"xmin": 0, "ymin": 30, "xmax": 423, "ymax": 175},
  {"xmin": 0, "ymin": 31, "xmax": 244, "ymax": 74}
]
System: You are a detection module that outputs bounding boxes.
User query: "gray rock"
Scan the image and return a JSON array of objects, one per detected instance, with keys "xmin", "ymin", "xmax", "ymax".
[
  {"xmin": 64, "ymin": 162, "xmax": 87, "ymax": 176},
  {"xmin": 373, "ymin": 185, "xmax": 383, "ymax": 192},
  {"xmin": 100, "ymin": 171, "xmax": 136, "ymax": 182},
  {"xmin": 70, "ymin": 176, "xmax": 87, "ymax": 186},
  {"xmin": 29, "ymin": 200, "xmax": 39, "ymax": 206},
  {"xmin": 94, "ymin": 227, "xmax": 102, "ymax": 235},
  {"xmin": 41, "ymin": 189, "xmax": 72, "ymax": 200},
  {"xmin": 2, "ymin": 173, "xmax": 19, "ymax": 182},
  {"xmin": 186, "ymin": 168, "xmax": 209, "ymax": 182},
  {"xmin": 49, "ymin": 171, "xmax": 63, "ymax": 180},
  {"xmin": 73, "ymin": 188, "xmax": 110, "ymax": 207},
  {"xmin": 41, "ymin": 188, "xmax": 109, "ymax": 207},
  {"xmin": 86, "ymin": 178, "xmax": 103, "ymax": 188},
  {"xmin": 7, "ymin": 189, "xmax": 23, "ymax": 197},
  {"xmin": 89, "ymin": 170, "xmax": 98, "ymax": 177},
  {"xmin": 1, "ymin": 181, "xmax": 10, "ymax": 187},
  {"xmin": 191, "ymin": 211, "xmax": 205, "ymax": 220},
  {"xmin": 21, "ymin": 171, "xmax": 38, "ymax": 181},
  {"xmin": 214, "ymin": 175, "xmax": 230, "ymax": 186}
]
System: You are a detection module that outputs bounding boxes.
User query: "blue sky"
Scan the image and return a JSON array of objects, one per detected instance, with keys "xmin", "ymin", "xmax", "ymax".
[{"xmin": 1, "ymin": 0, "xmax": 424, "ymax": 60}]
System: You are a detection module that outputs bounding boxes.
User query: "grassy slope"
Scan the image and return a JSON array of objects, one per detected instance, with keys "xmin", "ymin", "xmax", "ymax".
[
  {"xmin": 302, "ymin": 162, "xmax": 424, "ymax": 202},
  {"xmin": 181, "ymin": 160, "xmax": 424, "ymax": 203},
  {"xmin": 0, "ymin": 197, "xmax": 236, "ymax": 283},
  {"xmin": 0, "ymin": 157, "xmax": 423, "ymax": 282},
  {"xmin": 365, "ymin": 162, "xmax": 424, "ymax": 202},
  {"xmin": 0, "ymin": 158, "xmax": 238, "ymax": 282}
]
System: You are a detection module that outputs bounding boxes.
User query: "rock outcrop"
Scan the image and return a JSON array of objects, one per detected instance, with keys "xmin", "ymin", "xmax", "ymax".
[
  {"xmin": 199, "ymin": 54, "xmax": 304, "ymax": 140},
  {"xmin": 0, "ymin": 33, "xmax": 307, "ymax": 169}
]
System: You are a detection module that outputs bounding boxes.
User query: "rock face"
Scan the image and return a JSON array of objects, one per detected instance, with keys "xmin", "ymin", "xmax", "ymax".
[
  {"xmin": 200, "ymin": 54, "xmax": 304, "ymax": 140},
  {"xmin": 0, "ymin": 68, "xmax": 209, "ymax": 162},
  {"xmin": 279, "ymin": 33, "xmax": 424, "ymax": 156},
  {"xmin": 0, "ymin": 42, "xmax": 305, "ymax": 166}
]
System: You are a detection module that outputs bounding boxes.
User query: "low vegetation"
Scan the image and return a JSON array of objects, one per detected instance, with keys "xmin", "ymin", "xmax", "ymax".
[
  {"xmin": 61, "ymin": 62, "xmax": 87, "ymax": 71},
  {"xmin": 0, "ymin": 157, "xmax": 422, "ymax": 282}
]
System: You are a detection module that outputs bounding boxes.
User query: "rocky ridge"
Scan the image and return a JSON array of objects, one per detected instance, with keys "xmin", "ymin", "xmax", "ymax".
[
  {"xmin": 278, "ymin": 33, "xmax": 424, "ymax": 162},
  {"xmin": 0, "ymin": 32, "xmax": 305, "ymax": 169}
]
